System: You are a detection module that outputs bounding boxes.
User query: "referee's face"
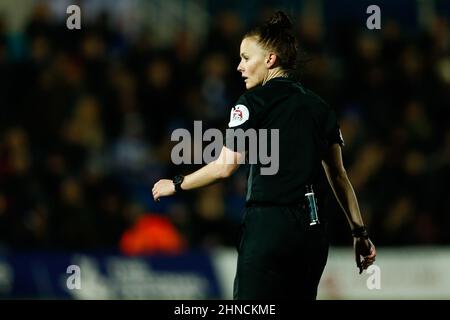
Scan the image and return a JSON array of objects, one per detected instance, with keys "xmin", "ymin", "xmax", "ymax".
[{"xmin": 237, "ymin": 37, "xmax": 269, "ymax": 89}]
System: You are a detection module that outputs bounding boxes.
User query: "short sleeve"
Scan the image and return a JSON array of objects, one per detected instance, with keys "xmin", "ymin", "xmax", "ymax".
[
  {"xmin": 325, "ymin": 108, "xmax": 345, "ymax": 147},
  {"xmin": 224, "ymin": 94, "xmax": 256, "ymax": 152}
]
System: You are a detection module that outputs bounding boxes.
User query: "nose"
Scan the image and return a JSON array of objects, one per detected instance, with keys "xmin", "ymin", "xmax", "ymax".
[{"xmin": 237, "ymin": 61, "xmax": 243, "ymax": 73}]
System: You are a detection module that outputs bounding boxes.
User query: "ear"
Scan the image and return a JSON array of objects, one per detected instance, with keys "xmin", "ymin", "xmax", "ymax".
[{"xmin": 266, "ymin": 53, "xmax": 278, "ymax": 69}]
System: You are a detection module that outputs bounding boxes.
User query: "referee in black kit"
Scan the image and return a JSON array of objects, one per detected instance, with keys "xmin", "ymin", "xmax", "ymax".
[{"xmin": 152, "ymin": 11, "xmax": 376, "ymax": 300}]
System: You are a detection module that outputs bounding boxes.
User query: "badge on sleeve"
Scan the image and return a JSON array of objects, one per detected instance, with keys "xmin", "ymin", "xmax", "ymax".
[{"xmin": 228, "ymin": 104, "xmax": 250, "ymax": 128}]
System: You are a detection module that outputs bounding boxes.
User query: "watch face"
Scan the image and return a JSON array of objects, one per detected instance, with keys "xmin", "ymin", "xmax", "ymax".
[
  {"xmin": 173, "ymin": 175, "xmax": 184, "ymax": 192},
  {"xmin": 174, "ymin": 175, "xmax": 183, "ymax": 184}
]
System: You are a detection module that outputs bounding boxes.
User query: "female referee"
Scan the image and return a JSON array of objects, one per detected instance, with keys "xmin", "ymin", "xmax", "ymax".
[{"xmin": 152, "ymin": 11, "xmax": 376, "ymax": 300}]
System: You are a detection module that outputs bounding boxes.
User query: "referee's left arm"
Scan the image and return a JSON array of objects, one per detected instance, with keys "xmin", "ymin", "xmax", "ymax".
[
  {"xmin": 182, "ymin": 146, "xmax": 243, "ymax": 189},
  {"xmin": 152, "ymin": 146, "xmax": 243, "ymax": 201}
]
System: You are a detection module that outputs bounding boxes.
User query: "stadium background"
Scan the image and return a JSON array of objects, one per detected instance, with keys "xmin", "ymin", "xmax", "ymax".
[{"xmin": 0, "ymin": 0, "xmax": 450, "ymax": 299}]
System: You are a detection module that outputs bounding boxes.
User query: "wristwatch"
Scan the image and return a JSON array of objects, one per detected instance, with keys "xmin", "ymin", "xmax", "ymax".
[
  {"xmin": 352, "ymin": 226, "xmax": 369, "ymax": 239},
  {"xmin": 173, "ymin": 175, "xmax": 185, "ymax": 193}
]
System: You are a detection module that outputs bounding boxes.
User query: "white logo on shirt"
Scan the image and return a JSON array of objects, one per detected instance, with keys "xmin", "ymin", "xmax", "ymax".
[{"xmin": 228, "ymin": 104, "xmax": 250, "ymax": 127}]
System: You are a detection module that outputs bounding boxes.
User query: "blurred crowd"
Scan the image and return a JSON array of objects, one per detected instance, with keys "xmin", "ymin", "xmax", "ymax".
[{"xmin": 0, "ymin": 2, "xmax": 450, "ymax": 253}]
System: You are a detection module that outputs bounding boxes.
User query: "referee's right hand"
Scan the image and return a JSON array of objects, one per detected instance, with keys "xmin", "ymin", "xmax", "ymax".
[{"xmin": 354, "ymin": 238, "xmax": 376, "ymax": 274}]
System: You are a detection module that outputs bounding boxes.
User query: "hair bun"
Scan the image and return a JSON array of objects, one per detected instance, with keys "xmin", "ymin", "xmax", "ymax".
[{"xmin": 267, "ymin": 11, "xmax": 293, "ymax": 30}]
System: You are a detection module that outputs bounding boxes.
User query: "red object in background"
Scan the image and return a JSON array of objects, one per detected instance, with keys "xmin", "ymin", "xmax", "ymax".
[{"xmin": 119, "ymin": 214, "xmax": 186, "ymax": 256}]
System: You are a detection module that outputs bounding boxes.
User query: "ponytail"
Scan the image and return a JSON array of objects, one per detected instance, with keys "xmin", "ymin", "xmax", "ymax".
[{"xmin": 245, "ymin": 11, "xmax": 298, "ymax": 72}]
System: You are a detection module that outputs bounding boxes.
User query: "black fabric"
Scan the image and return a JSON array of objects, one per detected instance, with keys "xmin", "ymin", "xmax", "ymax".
[
  {"xmin": 233, "ymin": 205, "xmax": 329, "ymax": 300},
  {"xmin": 225, "ymin": 76, "xmax": 343, "ymax": 205}
]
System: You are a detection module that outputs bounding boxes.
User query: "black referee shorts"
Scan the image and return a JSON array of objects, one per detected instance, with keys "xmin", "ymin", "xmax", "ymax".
[{"xmin": 233, "ymin": 205, "xmax": 329, "ymax": 300}]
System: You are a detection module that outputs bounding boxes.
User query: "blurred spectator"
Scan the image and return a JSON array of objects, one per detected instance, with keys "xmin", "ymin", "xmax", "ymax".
[{"xmin": 120, "ymin": 211, "xmax": 186, "ymax": 256}]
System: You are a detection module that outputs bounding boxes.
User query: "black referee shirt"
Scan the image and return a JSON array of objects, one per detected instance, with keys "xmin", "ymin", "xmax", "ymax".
[{"xmin": 225, "ymin": 76, "xmax": 344, "ymax": 205}]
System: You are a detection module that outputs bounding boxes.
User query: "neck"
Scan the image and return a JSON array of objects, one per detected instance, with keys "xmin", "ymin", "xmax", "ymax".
[{"xmin": 263, "ymin": 68, "xmax": 288, "ymax": 85}]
